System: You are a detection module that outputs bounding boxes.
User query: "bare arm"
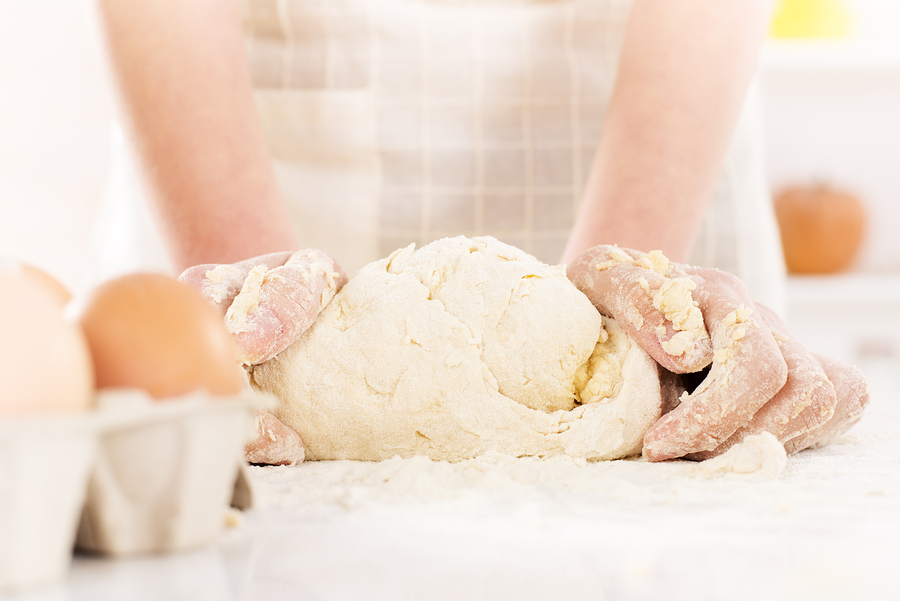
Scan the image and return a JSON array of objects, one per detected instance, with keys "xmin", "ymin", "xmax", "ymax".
[
  {"xmin": 97, "ymin": 0, "xmax": 297, "ymax": 272},
  {"xmin": 562, "ymin": 0, "xmax": 776, "ymax": 264}
]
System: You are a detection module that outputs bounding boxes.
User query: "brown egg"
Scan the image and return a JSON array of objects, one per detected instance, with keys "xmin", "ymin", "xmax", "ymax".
[
  {"xmin": 74, "ymin": 273, "xmax": 245, "ymax": 399},
  {"xmin": 0, "ymin": 267, "xmax": 94, "ymax": 415}
]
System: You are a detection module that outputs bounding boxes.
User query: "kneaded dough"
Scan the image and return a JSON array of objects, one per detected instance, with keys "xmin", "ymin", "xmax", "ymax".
[{"xmin": 251, "ymin": 236, "xmax": 662, "ymax": 462}]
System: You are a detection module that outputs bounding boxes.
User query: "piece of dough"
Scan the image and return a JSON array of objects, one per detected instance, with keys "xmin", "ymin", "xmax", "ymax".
[{"xmin": 251, "ymin": 236, "xmax": 662, "ymax": 462}]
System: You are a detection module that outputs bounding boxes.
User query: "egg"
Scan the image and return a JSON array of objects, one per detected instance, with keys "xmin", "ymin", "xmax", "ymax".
[
  {"xmin": 0, "ymin": 265, "xmax": 94, "ymax": 415},
  {"xmin": 74, "ymin": 273, "xmax": 245, "ymax": 399},
  {"xmin": 20, "ymin": 263, "xmax": 73, "ymax": 305}
]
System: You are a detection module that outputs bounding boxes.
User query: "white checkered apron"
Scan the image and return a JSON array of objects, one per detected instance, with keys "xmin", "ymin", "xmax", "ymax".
[{"xmin": 240, "ymin": 0, "xmax": 786, "ymax": 311}]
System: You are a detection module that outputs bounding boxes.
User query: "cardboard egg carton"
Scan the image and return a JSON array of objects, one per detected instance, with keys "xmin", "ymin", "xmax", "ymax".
[
  {"xmin": 75, "ymin": 389, "xmax": 263, "ymax": 556},
  {"xmin": 0, "ymin": 413, "xmax": 99, "ymax": 592},
  {"xmin": 0, "ymin": 388, "xmax": 266, "ymax": 592}
]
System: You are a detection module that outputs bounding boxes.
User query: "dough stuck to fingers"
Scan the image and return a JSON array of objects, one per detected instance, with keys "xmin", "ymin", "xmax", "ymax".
[
  {"xmin": 686, "ymin": 303, "xmax": 836, "ymax": 460},
  {"xmin": 179, "ymin": 251, "xmax": 295, "ymax": 316},
  {"xmin": 642, "ymin": 270, "xmax": 788, "ymax": 462},
  {"xmin": 567, "ymin": 245, "xmax": 713, "ymax": 374},
  {"xmin": 223, "ymin": 250, "xmax": 348, "ymax": 365}
]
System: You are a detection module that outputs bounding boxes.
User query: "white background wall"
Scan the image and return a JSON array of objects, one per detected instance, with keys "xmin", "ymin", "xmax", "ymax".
[
  {"xmin": 1, "ymin": 0, "xmax": 899, "ymax": 293},
  {"xmin": 0, "ymin": 0, "xmax": 113, "ymax": 294}
]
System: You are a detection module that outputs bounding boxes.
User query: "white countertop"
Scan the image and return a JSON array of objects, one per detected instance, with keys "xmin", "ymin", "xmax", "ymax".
[{"xmin": 6, "ymin": 363, "xmax": 899, "ymax": 601}]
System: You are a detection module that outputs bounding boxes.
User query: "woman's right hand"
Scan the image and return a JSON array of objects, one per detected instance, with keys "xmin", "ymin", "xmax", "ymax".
[
  {"xmin": 567, "ymin": 245, "xmax": 869, "ymax": 461},
  {"xmin": 179, "ymin": 249, "xmax": 348, "ymax": 366}
]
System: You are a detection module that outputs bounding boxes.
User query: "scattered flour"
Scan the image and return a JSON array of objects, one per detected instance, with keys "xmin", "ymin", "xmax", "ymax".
[
  {"xmin": 688, "ymin": 432, "xmax": 787, "ymax": 479},
  {"xmin": 248, "ymin": 435, "xmax": 789, "ymax": 514}
]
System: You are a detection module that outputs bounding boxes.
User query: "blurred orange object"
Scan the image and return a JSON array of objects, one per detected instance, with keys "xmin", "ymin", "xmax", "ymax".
[{"xmin": 774, "ymin": 184, "xmax": 866, "ymax": 274}]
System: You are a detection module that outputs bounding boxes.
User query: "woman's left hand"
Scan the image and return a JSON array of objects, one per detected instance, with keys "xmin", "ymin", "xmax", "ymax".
[
  {"xmin": 567, "ymin": 245, "xmax": 870, "ymax": 461},
  {"xmin": 179, "ymin": 249, "xmax": 348, "ymax": 366}
]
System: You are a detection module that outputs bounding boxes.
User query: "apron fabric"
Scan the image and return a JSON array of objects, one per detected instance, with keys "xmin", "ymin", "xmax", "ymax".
[
  {"xmin": 240, "ymin": 0, "xmax": 786, "ymax": 312},
  {"xmin": 90, "ymin": 0, "xmax": 786, "ymax": 314}
]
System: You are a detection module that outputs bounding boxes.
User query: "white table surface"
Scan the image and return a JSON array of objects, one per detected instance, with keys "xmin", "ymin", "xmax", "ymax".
[{"xmin": 5, "ymin": 362, "xmax": 899, "ymax": 601}]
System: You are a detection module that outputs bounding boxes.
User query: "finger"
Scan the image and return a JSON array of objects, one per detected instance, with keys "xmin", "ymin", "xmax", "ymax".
[
  {"xmin": 752, "ymin": 305, "xmax": 836, "ymax": 449},
  {"xmin": 567, "ymin": 245, "xmax": 712, "ymax": 373},
  {"xmin": 179, "ymin": 251, "xmax": 295, "ymax": 316},
  {"xmin": 642, "ymin": 269, "xmax": 788, "ymax": 462},
  {"xmin": 784, "ymin": 353, "xmax": 869, "ymax": 452},
  {"xmin": 686, "ymin": 303, "xmax": 835, "ymax": 460},
  {"xmin": 225, "ymin": 249, "xmax": 348, "ymax": 365},
  {"xmin": 244, "ymin": 410, "xmax": 305, "ymax": 466}
]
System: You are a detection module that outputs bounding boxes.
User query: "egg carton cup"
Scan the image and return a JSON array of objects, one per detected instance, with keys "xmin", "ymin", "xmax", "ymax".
[
  {"xmin": 0, "ymin": 411, "xmax": 101, "ymax": 592},
  {"xmin": 75, "ymin": 388, "xmax": 267, "ymax": 557}
]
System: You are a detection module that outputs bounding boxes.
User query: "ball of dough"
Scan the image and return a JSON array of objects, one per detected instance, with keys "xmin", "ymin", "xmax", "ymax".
[{"xmin": 251, "ymin": 236, "xmax": 662, "ymax": 462}]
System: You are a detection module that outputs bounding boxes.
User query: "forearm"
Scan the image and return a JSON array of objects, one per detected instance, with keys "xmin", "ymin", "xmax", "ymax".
[
  {"xmin": 563, "ymin": 0, "xmax": 775, "ymax": 264},
  {"xmin": 97, "ymin": 0, "xmax": 297, "ymax": 272}
]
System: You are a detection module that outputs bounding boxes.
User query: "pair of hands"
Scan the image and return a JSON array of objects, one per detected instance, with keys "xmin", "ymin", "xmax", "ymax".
[{"xmin": 180, "ymin": 246, "xmax": 869, "ymax": 462}]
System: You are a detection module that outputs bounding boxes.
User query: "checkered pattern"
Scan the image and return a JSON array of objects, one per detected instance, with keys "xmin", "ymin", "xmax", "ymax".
[{"xmin": 240, "ymin": 0, "xmax": 630, "ymax": 264}]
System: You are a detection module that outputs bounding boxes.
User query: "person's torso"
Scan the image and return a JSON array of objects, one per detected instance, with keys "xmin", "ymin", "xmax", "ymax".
[{"xmin": 240, "ymin": 0, "xmax": 631, "ymax": 271}]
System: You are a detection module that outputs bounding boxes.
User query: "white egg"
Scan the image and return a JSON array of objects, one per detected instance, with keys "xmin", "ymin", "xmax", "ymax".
[{"xmin": 0, "ymin": 265, "xmax": 93, "ymax": 414}]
